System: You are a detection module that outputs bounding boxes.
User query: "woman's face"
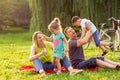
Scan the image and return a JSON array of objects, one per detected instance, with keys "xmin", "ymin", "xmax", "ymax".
[{"xmin": 37, "ymin": 33, "xmax": 43, "ymax": 41}]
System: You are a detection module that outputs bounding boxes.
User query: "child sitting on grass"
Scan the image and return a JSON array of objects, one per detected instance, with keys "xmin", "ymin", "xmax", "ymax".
[{"xmin": 72, "ymin": 16, "xmax": 114, "ymax": 56}]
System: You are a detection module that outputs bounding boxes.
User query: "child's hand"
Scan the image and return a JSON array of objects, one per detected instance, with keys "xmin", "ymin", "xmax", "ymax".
[{"xmin": 62, "ymin": 53, "xmax": 66, "ymax": 57}]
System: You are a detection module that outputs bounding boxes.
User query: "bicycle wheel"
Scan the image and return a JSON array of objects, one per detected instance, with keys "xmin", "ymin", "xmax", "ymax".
[
  {"xmin": 100, "ymin": 29, "xmax": 113, "ymax": 49},
  {"xmin": 103, "ymin": 29, "xmax": 120, "ymax": 51},
  {"xmin": 114, "ymin": 30, "xmax": 120, "ymax": 50}
]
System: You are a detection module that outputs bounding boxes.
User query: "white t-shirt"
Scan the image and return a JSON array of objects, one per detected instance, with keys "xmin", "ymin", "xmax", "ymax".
[{"xmin": 80, "ymin": 18, "xmax": 97, "ymax": 34}]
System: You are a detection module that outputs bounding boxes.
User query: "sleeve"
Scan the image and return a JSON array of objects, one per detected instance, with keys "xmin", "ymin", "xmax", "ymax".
[
  {"xmin": 69, "ymin": 40, "xmax": 77, "ymax": 48},
  {"xmin": 60, "ymin": 33, "xmax": 65, "ymax": 39},
  {"xmin": 81, "ymin": 19, "xmax": 90, "ymax": 29},
  {"xmin": 50, "ymin": 34, "xmax": 53, "ymax": 39},
  {"xmin": 85, "ymin": 20, "xmax": 91, "ymax": 25},
  {"xmin": 81, "ymin": 20, "xmax": 86, "ymax": 29}
]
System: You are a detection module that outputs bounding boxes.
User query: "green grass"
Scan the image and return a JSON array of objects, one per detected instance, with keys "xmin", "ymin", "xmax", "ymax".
[{"xmin": 0, "ymin": 28, "xmax": 120, "ymax": 80}]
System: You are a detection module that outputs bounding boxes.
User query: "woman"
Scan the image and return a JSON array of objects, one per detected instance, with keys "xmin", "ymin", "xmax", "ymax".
[{"xmin": 29, "ymin": 31, "xmax": 83, "ymax": 76}]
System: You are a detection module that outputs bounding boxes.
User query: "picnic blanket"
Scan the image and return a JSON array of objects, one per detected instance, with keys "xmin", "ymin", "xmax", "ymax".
[
  {"xmin": 19, "ymin": 66, "xmax": 98, "ymax": 74},
  {"xmin": 19, "ymin": 66, "xmax": 66, "ymax": 74}
]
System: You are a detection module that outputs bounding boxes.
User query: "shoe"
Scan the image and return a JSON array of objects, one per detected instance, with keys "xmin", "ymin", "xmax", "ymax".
[
  {"xmin": 69, "ymin": 69, "xmax": 83, "ymax": 76},
  {"xmin": 109, "ymin": 43, "xmax": 114, "ymax": 51},
  {"xmin": 101, "ymin": 50, "xmax": 108, "ymax": 56},
  {"xmin": 116, "ymin": 65, "xmax": 120, "ymax": 70},
  {"xmin": 39, "ymin": 71, "xmax": 46, "ymax": 78},
  {"xmin": 56, "ymin": 70, "xmax": 61, "ymax": 75}
]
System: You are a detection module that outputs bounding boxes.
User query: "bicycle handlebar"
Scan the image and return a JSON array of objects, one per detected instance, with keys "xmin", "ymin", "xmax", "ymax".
[
  {"xmin": 108, "ymin": 17, "xmax": 120, "ymax": 30},
  {"xmin": 98, "ymin": 23, "xmax": 109, "ymax": 28}
]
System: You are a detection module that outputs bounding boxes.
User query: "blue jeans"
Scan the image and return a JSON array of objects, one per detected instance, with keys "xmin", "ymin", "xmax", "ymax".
[
  {"xmin": 34, "ymin": 58, "xmax": 54, "ymax": 72},
  {"xmin": 93, "ymin": 30, "xmax": 100, "ymax": 46},
  {"xmin": 76, "ymin": 57, "xmax": 104, "ymax": 69},
  {"xmin": 34, "ymin": 56, "xmax": 71, "ymax": 72},
  {"xmin": 60, "ymin": 56, "xmax": 72, "ymax": 69}
]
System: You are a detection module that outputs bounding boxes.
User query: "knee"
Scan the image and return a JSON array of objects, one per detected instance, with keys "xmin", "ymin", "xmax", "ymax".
[
  {"xmin": 96, "ymin": 42, "xmax": 100, "ymax": 47},
  {"xmin": 54, "ymin": 58, "xmax": 60, "ymax": 63}
]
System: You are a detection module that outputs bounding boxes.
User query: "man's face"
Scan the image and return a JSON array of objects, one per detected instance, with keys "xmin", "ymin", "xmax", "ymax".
[{"xmin": 66, "ymin": 27, "xmax": 77, "ymax": 38}]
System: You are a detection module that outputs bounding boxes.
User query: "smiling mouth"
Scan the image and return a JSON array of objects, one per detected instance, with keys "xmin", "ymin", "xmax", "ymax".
[{"xmin": 73, "ymin": 31, "xmax": 76, "ymax": 34}]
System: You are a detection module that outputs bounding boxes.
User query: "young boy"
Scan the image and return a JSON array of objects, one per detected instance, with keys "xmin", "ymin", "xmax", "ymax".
[{"xmin": 72, "ymin": 16, "xmax": 114, "ymax": 56}]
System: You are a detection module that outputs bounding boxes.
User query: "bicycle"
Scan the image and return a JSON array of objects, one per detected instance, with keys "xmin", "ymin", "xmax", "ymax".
[
  {"xmin": 83, "ymin": 17, "xmax": 120, "ymax": 51},
  {"xmin": 108, "ymin": 17, "xmax": 120, "ymax": 51}
]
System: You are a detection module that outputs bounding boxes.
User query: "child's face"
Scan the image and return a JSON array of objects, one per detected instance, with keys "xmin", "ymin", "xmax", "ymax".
[
  {"xmin": 73, "ymin": 20, "xmax": 80, "ymax": 27},
  {"xmin": 49, "ymin": 28, "xmax": 59, "ymax": 34}
]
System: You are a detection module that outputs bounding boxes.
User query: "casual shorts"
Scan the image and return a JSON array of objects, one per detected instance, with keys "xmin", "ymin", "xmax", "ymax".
[
  {"xmin": 76, "ymin": 56, "xmax": 104, "ymax": 69},
  {"xmin": 93, "ymin": 30, "xmax": 100, "ymax": 46}
]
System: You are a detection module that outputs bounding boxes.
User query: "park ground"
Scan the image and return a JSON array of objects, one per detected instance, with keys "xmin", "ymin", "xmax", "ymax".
[{"xmin": 0, "ymin": 27, "xmax": 120, "ymax": 80}]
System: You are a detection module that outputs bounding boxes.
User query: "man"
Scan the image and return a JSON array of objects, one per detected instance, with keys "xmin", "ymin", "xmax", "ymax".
[{"xmin": 64, "ymin": 27, "xmax": 120, "ymax": 70}]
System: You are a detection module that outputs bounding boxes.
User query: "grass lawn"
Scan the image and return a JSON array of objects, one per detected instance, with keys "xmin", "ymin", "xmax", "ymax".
[{"xmin": 0, "ymin": 27, "xmax": 120, "ymax": 80}]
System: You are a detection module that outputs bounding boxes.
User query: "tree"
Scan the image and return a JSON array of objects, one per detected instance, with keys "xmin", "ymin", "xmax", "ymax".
[
  {"xmin": 0, "ymin": 0, "xmax": 31, "ymax": 30},
  {"xmin": 28, "ymin": 0, "xmax": 120, "ymax": 34}
]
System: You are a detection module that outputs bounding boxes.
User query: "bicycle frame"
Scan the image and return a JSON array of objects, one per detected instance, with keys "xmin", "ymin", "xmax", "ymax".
[{"xmin": 99, "ymin": 29, "xmax": 111, "ymax": 42}]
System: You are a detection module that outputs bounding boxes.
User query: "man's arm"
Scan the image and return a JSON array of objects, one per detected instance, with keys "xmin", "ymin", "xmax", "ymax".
[
  {"xmin": 77, "ymin": 30, "xmax": 92, "ymax": 47},
  {"xmin": 80, "ymin": 23, "xmax": 90, "ymax": 39},
  {"xmin": 62, "ymin": 37, "xmax": 69, "ymax": 57},
  {"xmin": 80, "ymin": 28, "xmax": 87, "ymax": 39}
]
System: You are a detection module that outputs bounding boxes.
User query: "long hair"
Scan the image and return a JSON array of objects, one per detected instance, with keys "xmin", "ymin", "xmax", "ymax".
[
  {"xmin": 48, "ymin": 17, "xmax": 62, "ymax": 32},
  {"xmin": 32, "ymin": 31, "xmax": 43, "ymax": 47}
]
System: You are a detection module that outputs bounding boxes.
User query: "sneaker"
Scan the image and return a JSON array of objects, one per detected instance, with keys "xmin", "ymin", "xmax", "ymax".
[
  {"xmin": 101, "ymin": 50, "xmax": 108, "ymax": 56},
  {"xmin": 39, "ymin": 71, "xmax": 46, "ymax": 78},
  {"xmin": 116, "ymin": 65, "xmax": 120, "ymax": 70},
  {"xmin": 69, "ymin": 69, "xmax": 83, "ymax": 76},
  {"xmin": 109, "ymin": 43, "xmax": 114, "ymax": 51},
  {"xmin": 56, "ymin": 70, "xmax": 61, "ymax": 75}
]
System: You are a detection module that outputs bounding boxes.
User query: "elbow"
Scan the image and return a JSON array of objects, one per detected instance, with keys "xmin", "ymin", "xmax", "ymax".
[{"xmin": 84, "ymin": 40, "xmax": 88, "ymax": 44}]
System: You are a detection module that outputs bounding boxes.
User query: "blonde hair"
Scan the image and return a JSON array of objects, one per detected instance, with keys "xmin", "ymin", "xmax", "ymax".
[
  {"xmin": 48, "ymin": 17, "xmax": 62, "ymax": 32},
  {"xmin": 32, "ymin": 31, "xmax": 43, "ymax": 47}
]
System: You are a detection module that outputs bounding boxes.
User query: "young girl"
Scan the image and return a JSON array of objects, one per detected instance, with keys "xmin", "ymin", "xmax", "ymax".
[
  {"xmin": 72, "ymin": 16, "xmax": 114, "ymax": 56},
  {"xmin": 44, "ymin": 17, "xmax": 69, "ymax": 74}
]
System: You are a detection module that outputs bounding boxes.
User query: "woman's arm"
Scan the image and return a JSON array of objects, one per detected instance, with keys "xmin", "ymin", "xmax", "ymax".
[{"xmin": 29, "ymin": 46, "xmax": 47, "ymax": 62}]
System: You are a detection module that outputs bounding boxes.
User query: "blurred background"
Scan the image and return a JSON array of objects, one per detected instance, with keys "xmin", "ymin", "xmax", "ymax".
[{"xmin": 0, "ymin": 0, "xmax": 120, "ymax": 34}]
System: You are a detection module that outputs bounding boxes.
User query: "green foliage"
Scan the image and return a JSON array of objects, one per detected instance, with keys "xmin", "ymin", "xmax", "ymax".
[
  {"xmin": 0, "ymin": 0, "xmax": 31, "ymax": 30},
  {"xmin": 28, "ymin": 0, "xmax": 120, "ymax": 34}
]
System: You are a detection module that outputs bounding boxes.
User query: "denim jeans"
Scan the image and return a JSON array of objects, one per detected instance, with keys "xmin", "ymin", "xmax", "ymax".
[
  {"xmin": 34, "ymin": 56, "xmax": 71, "ymax": 72},
  {"xmin": 34, "ymin": 58, "xmax": 54, "ymax": 72},
  {"xmin": 93, "ymin": 30, "xmax": 100, "ymax": 46}
]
